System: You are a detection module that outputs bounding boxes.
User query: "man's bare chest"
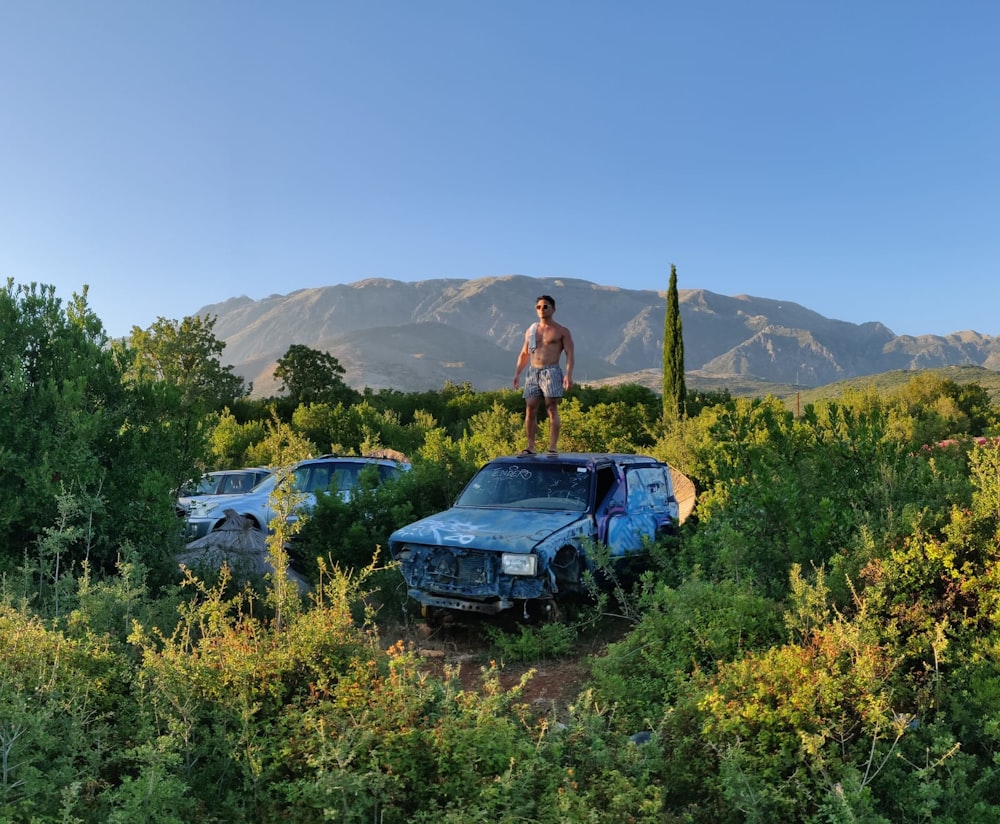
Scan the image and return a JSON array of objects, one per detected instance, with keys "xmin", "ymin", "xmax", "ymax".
[{"xmin": 535, "ymin": 324, "xmax": 564, "ymax": 348}]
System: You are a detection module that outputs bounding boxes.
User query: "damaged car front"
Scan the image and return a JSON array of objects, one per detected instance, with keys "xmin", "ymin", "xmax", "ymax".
[{"xmin": 389, "ymin": 453, "xmax": 679, "ymax": 621}]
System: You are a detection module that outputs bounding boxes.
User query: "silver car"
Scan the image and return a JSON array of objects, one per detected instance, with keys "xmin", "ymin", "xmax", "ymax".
[
  {"xmin": 176, "ymin": 467, "xmax": 273, "ymax": 518},
  {"xmin": 184, "ymin": 455, "xmax": 410, "ymax": 541}
]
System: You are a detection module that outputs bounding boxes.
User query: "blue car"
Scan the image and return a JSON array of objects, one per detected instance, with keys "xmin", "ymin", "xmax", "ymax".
[{"xmin": 388, "ymin": 452, "xmax": 679, "ymax": 621}]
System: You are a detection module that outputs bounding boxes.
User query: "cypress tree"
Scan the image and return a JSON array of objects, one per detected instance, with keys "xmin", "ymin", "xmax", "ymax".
[{"xmin": 662, "ymin": 263, "xmax": 686, "ymax": 422}]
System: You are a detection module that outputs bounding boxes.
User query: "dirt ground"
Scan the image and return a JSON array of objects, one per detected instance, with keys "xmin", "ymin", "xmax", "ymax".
[{"xmin": 390, "ymin": 613, "xmax": 631, "ymax": 714}]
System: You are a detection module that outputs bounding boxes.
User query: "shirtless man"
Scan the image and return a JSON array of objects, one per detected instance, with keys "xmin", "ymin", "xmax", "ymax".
[{"xmin": 512, "ymin": 294, "xmax": 575, "ymax": 455}]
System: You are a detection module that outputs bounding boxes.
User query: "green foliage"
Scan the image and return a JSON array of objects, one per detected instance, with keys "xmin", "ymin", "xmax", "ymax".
[
  {"xmin": 125, "ymin": 564, "xmax": 382, "ymax": 820},
  {"xmin": 677, "ymin": 619, "xmax": 904, "ymax": 819},
  {"xmin": 557, "ymin": 398, "xmax": 659, "ymax": 452},
  {"xmin": 685, "ymin": 387, "xmax": 733, "ymax": 418},
  {"xmin": 459, "ymin": 399, "xmax": 524, "ymax": 462},
  {"xmin": 968, "ymin": 438, "xmax": 1000, "ymax": 522},
  {"xmin": 273, "ymin": 343, "xmax": 357, "ymax": 408},
  {"xmin": 290, "ymin": 398, "xmax": 421, "ymax": 457},
  {"xmin": 293, "ymin": 464, "xmax": 417, "ymax": 580},
  {"xmin": 122, "ymin": 314, "xmax": 248, "ymax": 410},
  {"xmin": 416, "ymin": 426, "xmax": 487, "ymax": 500},
  {"xmin": 662, "ymin": 263, "xmax": 686, "ymax": 423},
  {"xmin": 589, "ymin": 575, "xmax": 784, "ymax": 727},
  {"xmin": 368, "ymin": 382, "xmax": 522, "ymax": 440},
  {"xmin": 243, "ymin": 415, "xmax": 317, "ymax": 466},
  {"xmin": 207, "ymin": 408, "xmax": 267, "ymax": 468},
  {"xmin": 890, "ymin": 374, "xmax": 999, "ymax": 445},
  {"xmin": 0, "ymin": 281, "xmax": 186, "ymax": 592},
  {"xmin": 674, "ymin": 394, "xmax": 943, "ymax": 600},
  {"xmin": 0, "ymin": 603, "xmax": 134, "ymax": 822},
  {"xmin": 486, "ymin": 621, "xmax": 579, "ymax": 664},
  {"xmin": 7, "ymin": 278, "xmax": 1000, "ymax": 823}
]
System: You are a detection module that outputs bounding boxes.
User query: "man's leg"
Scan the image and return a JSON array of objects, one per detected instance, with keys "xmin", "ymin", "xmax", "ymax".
[
  {"xmin": 524, "ymin": 397, "xmax": 541, "ymax": 452},
  {"xmin": 545, "ymin": 397, "xmax": 561, "ymax": 452}
]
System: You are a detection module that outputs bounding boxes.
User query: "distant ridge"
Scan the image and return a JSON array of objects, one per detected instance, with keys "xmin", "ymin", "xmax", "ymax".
[{"xmin": 194, "ymin": 275, "xmax": 1000, "ymax": 397}]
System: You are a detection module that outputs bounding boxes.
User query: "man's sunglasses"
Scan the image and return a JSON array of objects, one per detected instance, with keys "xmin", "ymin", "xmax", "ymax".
[{"xmin": 536, "ymin": 304, "xmax": 552, "ymax": 309}]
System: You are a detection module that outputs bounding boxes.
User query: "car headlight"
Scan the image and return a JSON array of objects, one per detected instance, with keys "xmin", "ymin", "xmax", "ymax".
[{"xmin": 501, "ymin": 553, "xmax": 537, "ymax": 576}]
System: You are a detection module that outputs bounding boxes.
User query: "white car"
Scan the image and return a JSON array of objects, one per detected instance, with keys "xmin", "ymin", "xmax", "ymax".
[
  {"xmin": 184, "ymin": 455, "xmax": 409, "ymax": 541},
  {"xmin": 176, "ymin": 467, "xmax": 273, "ymax": 518}
]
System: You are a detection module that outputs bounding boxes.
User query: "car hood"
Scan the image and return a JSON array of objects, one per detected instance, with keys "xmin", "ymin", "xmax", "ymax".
[{"xmin": 390, "ymin": 506, "xmax": 586, "ymax": 554}]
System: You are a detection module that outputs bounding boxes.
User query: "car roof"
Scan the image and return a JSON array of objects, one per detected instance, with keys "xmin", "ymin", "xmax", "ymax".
[
  {"xmin": 296, "ymin": 454, "xmax": 407, "ymax": 467},
  {"xmin": 486, "ymin": 452, "xmax": 664, "ymax": 468}
]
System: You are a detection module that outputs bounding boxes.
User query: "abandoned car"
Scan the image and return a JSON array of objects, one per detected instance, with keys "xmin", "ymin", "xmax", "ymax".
[
  {"xmin": 185, "ymin": 455, "xmax": 409, "ymax": 541},
  {"xmin": 388, "ymin": 452, "xmax": 680, "ymax": 620},
  {"xmin": 175, "ymin": 467, "xmax": 273, "ymax": 518}
]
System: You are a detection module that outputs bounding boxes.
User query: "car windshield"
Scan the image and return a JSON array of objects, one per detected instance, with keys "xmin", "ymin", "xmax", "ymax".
[
  {"xmin": 181, "ymin": 475, "xmax": 219, "ymax": 497},
  {"xmin": 455, "ymin": 463, "xmax": 591, "ymax": 511}
]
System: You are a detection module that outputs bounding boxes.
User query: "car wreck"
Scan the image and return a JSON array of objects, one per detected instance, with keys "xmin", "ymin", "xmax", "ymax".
[{"xmin": 388, "ymin": 452, "xmax": 680, "ymax": 621}]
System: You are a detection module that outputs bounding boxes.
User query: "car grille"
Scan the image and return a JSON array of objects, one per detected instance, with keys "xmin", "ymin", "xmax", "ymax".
[{"xmin": 426, "ymin": 549, "xmax": 494, "ymax": 588}]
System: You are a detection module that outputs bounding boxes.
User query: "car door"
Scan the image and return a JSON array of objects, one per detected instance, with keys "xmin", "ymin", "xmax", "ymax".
[
  {"xmin": 605, "ymin": 463, "xmax": 676, "ymax": 556},
  {"xmin": 593, "ymin": 463, "xmax": 625, "ymax": 545}
]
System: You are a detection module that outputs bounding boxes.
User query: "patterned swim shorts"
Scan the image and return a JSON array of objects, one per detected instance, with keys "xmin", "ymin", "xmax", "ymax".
[{"xmin": 522, "ymin": 365, "xmax": 564, "ymax": 400}]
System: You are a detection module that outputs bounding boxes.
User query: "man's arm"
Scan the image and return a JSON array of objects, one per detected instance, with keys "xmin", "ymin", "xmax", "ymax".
[
  {"xmin": 562, "ymin": 326, "xmax": 575, "ymax": 389},
  {"xmin": 513, "ymin": 336, "xmax": 530, "ymax": 389}
]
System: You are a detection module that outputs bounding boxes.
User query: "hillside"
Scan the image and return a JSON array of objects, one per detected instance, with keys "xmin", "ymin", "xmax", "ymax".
[
  {"xmin": 194, "ymin": 275, "xmax": 1000, "ymax": 397},
  {"xmin": 592, "ymin": 364, "xmax": 1000, "ymax": 409}
]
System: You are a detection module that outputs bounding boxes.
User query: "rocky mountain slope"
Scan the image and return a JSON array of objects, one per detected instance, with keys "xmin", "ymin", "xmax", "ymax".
[{"xmin": 195, "ymin": 275, "xmax": 1000, "ymax": 396}]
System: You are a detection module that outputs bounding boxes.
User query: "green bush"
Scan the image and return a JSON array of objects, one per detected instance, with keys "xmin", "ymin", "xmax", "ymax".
[{"xmin": 589, "ymin": 576, "xmax": 784, "ymax": 728}]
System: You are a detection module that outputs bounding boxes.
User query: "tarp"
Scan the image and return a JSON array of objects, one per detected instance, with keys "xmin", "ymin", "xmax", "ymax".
[{"xmin": 178, "ymin": 509, "xmax": 311, "ymax": 593}]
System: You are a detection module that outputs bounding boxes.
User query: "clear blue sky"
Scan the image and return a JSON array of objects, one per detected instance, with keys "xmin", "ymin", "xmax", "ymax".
[{"xmin": 2, "ymin": 2, "xmax": 998, "ymax": 339}]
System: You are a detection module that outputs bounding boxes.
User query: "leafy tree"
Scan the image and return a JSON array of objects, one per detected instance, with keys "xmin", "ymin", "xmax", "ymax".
[
  {"xmin": 243, "ymin": 415, "xmax": 317, "ymax": 467},
  {"xmin": 290, "ymin": 399, "xmax": 418, "ymax": 458},
  {"xmin": 556, "ymin": 398, "xmax": 658, "ymax": 453},
  {"xmin": 206, "ymin": 408, "xmax": 268, "ymax": 468},
  {"xmin": 120, "ymin": 315, "xmax": 249, "ymax": 487},
  {"xmin": 123, "ymin": 314, "xmax": 248, "ymax": 410},
  {"xmin": 0, "ymin": 281, "xmax": 182, "ymax": 590},
  {"xmin": 366, "ymin": 382, "xmax": 521, "ymax": 439},
  {"xmin": 459, "ymin": 400, "xmax": 524, "ymax": 462},
  {"xmin": 572, "ymin": 382, "xmax": 662, "ymax": 421},
  {"xmin": 662, "ymin": 263, "xmax": 686, "ymax": 423},
  {"xmin": 274, "ymin": 344, "xmax": 356, "ymax": 408},
  {"xmin": 888, "ymin": 374, "xmax": 999, "ymax": 447},
  {"xmin": 685, "ymin": 387, "xmax": 733, "ymax": 418}
]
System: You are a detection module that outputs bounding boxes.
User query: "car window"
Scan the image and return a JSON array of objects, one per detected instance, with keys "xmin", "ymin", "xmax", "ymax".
[
  {"xmin": 624, "ymin": 466, "xmax": 673, "ymax": 514},
  {"xmin": 220, "ymin": 474, "xmax": 250, "ymax": 494},
  {"xmin": 330, "ymin": 466, "xmax": 360, "ymax": 491},
  {"xmin": 251, "ymin": 473, "xmax": 275, "ymax": 491},
  {"xmin": 194, "ymin": 478, "xmax": 213, "ymax": 495},
  {"xmin": 457, "ymin": 464, "xmax": 590, "ymax": 510}
]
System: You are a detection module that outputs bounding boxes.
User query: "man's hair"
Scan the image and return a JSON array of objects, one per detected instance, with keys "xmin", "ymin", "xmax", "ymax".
[{"xmin": 536, "ymin": 294, "xmax": 556, "ymax": 308}]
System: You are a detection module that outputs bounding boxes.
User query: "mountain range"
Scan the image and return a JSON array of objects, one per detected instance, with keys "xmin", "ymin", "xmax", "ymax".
[{"xmin": 194, "ymin": 275, "xmax": 1000, "ymax": 398}]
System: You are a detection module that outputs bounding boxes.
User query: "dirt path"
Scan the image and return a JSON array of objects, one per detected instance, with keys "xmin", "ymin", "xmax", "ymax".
[{"xmin": 392, "ymin": 615, "xmax": 631, "ymax": 713}]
